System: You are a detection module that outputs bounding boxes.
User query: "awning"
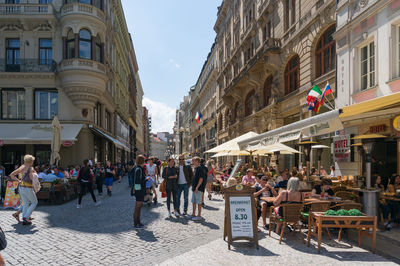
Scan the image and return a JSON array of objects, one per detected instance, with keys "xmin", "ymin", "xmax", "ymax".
[
  {"xmin": 205, "ymin": 131, "xmax": 259, "ymax": 153},
  {"xmin": 0, "ymin": 123, "xmax": 83, "ymax": 144},
  {"xmin": 238, "ymin": 109, "xmax": 343, "ymax": 149},
  {"xmin": 90, "ymin": 126, "xmax": 130, "ymax": 152},
  {"xmin": 340, "ymin": 92, "xmax": 400, "ymax": 118}
]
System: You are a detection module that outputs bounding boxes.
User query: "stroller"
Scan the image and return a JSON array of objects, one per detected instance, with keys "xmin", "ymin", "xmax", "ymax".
[{"xmin": 143, "ymin": 177, "xmax": 154, "ymax": 206}]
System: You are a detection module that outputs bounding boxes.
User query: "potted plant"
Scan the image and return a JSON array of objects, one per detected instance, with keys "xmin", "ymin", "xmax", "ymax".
[{"xmin": 53, "ymin": 179, "xmax": 62, "ymax": 192}]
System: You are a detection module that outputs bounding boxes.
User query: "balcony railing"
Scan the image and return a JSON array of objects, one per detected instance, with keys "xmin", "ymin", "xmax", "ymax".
[
  {"xmin": 0, "ymin": 4, "xmax": 54, "ymax": 15},
  {"xmin": 58, "ymin": 58, "xmax": 106, "ymax": 74},
  {"xmin": 0, "ymin": 59, "xmax": 56, "ymax": 72},
  {"xmin": 61, "ymin": 2, "xmax": 105, "ymax": 21}
]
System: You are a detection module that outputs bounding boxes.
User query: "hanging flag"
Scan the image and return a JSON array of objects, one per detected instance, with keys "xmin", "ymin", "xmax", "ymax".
[
  {"xmin": 306, "ymin": 85, "xmax": 322, "ymax": 104},
  {"xmin": 320, "ymin": 82, "xmax": 332, "ymax": 105},
  {"xmin": 195, "ymin": 111, "xmax": 203, "ymax": 124},
  {"xmin": 314, "ymin": 99, "xmax": 320, "ymax": 113}
]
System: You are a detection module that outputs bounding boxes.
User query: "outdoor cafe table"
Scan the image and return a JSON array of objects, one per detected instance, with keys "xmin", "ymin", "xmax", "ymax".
[
  {"xmin": 260, "ymin": 197, "xmax": 346, "ymax": 204},
  {"xmin": 307, "ymin": 212, "xmax": 377, "ymax": 253}
]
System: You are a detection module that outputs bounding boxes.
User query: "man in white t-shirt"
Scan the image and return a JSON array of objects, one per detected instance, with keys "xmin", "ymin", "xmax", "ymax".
[
  {"xmin": 176, "ymin": 155, "xmax": 193, "ymax": 215},
  {"xmin": 146, "ymin": 158, "xmax": 158, "ymax": 203}
]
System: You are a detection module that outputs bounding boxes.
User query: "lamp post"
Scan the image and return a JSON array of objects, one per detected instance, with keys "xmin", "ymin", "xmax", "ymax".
[
  {"xmin": 298, "ymin": 141, "xmax": 317, "ymax": 181},
  {"xmin": 311, "ymin": 144, "xmax": 330, "ymax": 174}
]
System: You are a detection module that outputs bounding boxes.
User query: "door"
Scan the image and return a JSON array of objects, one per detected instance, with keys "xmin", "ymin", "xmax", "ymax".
[{"xmin": 2, "ymin": 145, "xmax": 25, "ymax": 175}]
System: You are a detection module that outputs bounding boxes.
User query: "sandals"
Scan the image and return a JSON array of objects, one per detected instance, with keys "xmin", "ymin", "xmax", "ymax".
[
  {"xmin": 208, "ymin": 194, "xmax": 212, "ymax": 200},
  {"xmin": 22, "ymin": 218, "xmax": 32, "ymax": 226},
  {"xmin": 12, "ymin": 212, "xmax": 20, "ymax": 222}
]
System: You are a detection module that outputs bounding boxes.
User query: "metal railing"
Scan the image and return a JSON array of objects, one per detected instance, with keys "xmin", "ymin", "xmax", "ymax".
[{"xmin": 0, "ymin": 59, "xmax": 56, "ymax": 72}]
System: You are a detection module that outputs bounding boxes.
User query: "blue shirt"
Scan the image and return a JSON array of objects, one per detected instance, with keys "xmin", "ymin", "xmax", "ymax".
[
  {"xmin": 55, "ymin": 172, "xmax": 64, "ymax": 178},
  {"xmin": 274, "ymin": 179, "xmax": 288, "ymax": 189}
]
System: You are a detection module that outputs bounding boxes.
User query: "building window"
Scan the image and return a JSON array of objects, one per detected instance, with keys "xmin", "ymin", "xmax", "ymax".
[
  {"xmin": 39, "ymin": 39, "xmax": 52, "ymax": 65},
  {"xmin": 35, "ymin": 90, "xmax": 58, "ymax": 119},
  {"xmin": 94, "ymin": 102, "xmax": 101, "ymax": 125},
  {"xmin": 2, "ymin": 90, "xmax": 25, "ymax": 119},
  {"xmin": 263, "ymin": 75, "xmax": 273, "ymax": 106},
  {"xmin": 95, "ymin": 35, "xmax": 103, "ymax": 63},
  {"xmin": 284, "ymin": 0, "xmax": 296, "ymax": 31},
  {"xmin": 233, "ymin": 102, "xmax": 239, "ymax": 122},
  {"xmin": 79, "ymin": 29, "xmax": 92, "ymax": 60},
  {"xmin": 105, "ymin": 110, "xmax": 111, "ymax": 132},
  {"xmin": 245, "ymin": 90, "xmax": 255, "ymax": 117},
  {"xmin": 6, "ymin": 39, "xmax": 20, "ymax": 72},
  {"xmin": 316, "ymin": 25, "xmax": 336, "ymax": 77},
  {"xmin": 39, "ymin": 0, "xmax": 52, "ymax": 3},
  {"xmin": 360, "ymin": 42, "xmax": 375, "ymax": 91},
  {"xmin": 66, "ymin": 30, "xmax": 75, "ymax": 59},
  {"xmin": 6, "ymin": 0, "xmax": 20, "ymax": 3},
  {"xmin": 284, "ymin": 55, "xmax": 300, "ymax": 95}
]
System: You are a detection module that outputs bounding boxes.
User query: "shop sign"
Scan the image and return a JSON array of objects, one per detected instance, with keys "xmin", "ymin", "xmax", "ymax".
[
  {"xmin": 370, "ymin": 124, "xmax": 385, "ymax": 133},
  {"xmin": 0, "ymin": 140, "xmax": 3, "ymax": 146},
  {"xmin": 393, "ymin": 115, "xmax": 400, "ymax": 132},
  {"xmin": 62, "ymin": 140, "xmax": 73, "ymax": 147},
  {"xmin": 333, "ymin": 134, "xmax": 351, "ymax": 162},
  {"xmin": 229, "ymin": 196, "xmax": 253, "ymax": 238}
]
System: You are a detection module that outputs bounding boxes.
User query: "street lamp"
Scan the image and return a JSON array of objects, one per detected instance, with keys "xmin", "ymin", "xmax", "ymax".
[{"xmin": 311, "ymin": 144, "xmax": 330, "ymax": 174}]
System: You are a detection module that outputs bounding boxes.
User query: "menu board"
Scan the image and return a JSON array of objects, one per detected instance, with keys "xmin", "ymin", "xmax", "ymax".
[
  {"xmin": 229, "ymin": 196, "xmax": 253, "ymax": 238},
  {"xmin": 333, "ymin": 134, "xmax": 351, "ymax": 162}
]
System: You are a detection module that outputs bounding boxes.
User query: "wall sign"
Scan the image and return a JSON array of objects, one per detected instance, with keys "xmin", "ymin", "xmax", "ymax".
[
  {"xmin": 333, "ymin": 134, "xmax": 351, "ymax": 162},
  {"xmin": 393, "ymin": 115, "xmax": 400, "ymax": 132},
  {"xmin": 370, "ymin": 124, "xmax": 385, "ymax": 133}
]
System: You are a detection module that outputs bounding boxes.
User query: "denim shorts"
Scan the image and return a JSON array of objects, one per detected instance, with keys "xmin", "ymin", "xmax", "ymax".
[
  {"xmin": 192, "ymin": 191, "xmax": 203, "ymax": 204},
  {"xmin": 104, "ymin": 177, "xmax": 114, "ymax": 186}
]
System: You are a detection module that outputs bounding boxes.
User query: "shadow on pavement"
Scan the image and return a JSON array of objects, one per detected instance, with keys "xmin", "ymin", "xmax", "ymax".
[
  {"xmin": 136, "ymin": 228, "xmax": 158, "ymax": 242},
  {"xmin": 203, "ymin": 205, "xmax": 219, "ymax": 211},
  {"xmin": 199, "ymin": 220, "xmax": 220, "ymax": 230},
  {"xmin": 10, "ymin": 223, "xmax": 39, "ymax": 235},
  {"xmin": 229, "ymin": 241, "xmax": 278, "ymax": 257}
]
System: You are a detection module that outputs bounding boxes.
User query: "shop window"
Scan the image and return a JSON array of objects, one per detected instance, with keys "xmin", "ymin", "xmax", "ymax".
[
  {"xmin": 79, "ymin": 29, "xmax": 92, "ymax": 60},
  {"xmin": 360, "ymin": 42, "xmax": 375, "ymax": 91},
  {"xmin": 284, "ymin": 55, "xmax": 300, "ymax": 95},
  {"xmin": 39, "ymin": 39, "xmax": 52, "ymax": 65},
  {"xmin": 245, "ymin": 90, "xmax": 255, "ymax": 117},
  {"xmin": 66, "ymin": 30, "xmax": 75, "ymax": 59},
  {"xmin": 35, "ymin": 90, "xmax": 58, "ymax": 119},
  {"xmin": 263, "ymin": 75, "xmax": 273, "ymax": 107},
  {"xmin": 6, "ymin": 38, "xmax": 20, "ymax": 72},
  {"xmin": 316, "ymin": 25, "xmax": 336, "ymax": 77},
  {"xmin": 2, "ymin": 89, "xmax": 25, "ymax": 119}
]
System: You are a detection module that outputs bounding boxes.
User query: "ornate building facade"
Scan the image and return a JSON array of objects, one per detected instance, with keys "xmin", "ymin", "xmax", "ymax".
[{"xmin": 0, "ymin": 0, "xmax": 143, "ymax": 173}]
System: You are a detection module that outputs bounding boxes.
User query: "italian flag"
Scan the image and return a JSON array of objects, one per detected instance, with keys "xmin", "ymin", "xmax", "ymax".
[{"xmin": 307, "ymin": 85, "xmax": 322, "ymax": 104}]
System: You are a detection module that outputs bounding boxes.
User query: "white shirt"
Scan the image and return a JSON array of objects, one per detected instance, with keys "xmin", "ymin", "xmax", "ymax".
[
  {"xmin": 146, "ymin": 164, "xmax": 156, "ymax": 177},
  {"xmin": 178, "ymin": 165, "xmax": 187, "ymax": 185}
]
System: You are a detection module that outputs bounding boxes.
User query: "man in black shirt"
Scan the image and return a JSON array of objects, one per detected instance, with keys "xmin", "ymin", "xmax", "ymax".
[{"xmin": 191, "ymin": 157, "xmax": 206, "ymax": 221}]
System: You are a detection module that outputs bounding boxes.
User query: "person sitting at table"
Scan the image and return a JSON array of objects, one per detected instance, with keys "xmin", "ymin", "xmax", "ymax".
[
  {"xmin": 274, "ymin": 172, "xmax": 289, "ymax": 189},
  {"xmin": 319, "ymin": 166, "xmax": 328, "ymax": 177},
  {"xmin": 273, "ymin": 177, "xmax": 304, "ymax": 234},
  {"xmin": 311, "ymin": 178, "xmax": 334, "ymax": 197},
  {"xmin": 53, "ymin": 167, "xmax": 64, "ymax": 178},
  {"xmin": 310, "ymin": 167, "xmax": 318, "ymax": 176},
  {"xmin": 387, "ymin": 174, "xmax": 400, "ymax": 193},
  {"xmin": 329, "ymin": 165, "xmax": 336, "ymax": 178},
  {"xmin": 254, "ymin": 176, "xmax": 278, "ymax": 229},
  {"xmin": 242, "ymin": 169, "xmax": 256, "ymax": 186},
  {"xmin": 381, "ymin": 175, "xmax": 399, "ymax": 230}
]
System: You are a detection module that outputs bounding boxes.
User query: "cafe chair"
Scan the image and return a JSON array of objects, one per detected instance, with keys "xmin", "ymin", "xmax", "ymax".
[
  {"xmin": 269, "ymin": 204, "xmax": 305, "ymax": 244},
  {"xmin": 332, "ymin": 186, "xmax": 348, "ymax": 194},
  {"xmin": 334, "ymin": 191, "xmax": 360, "ymax": 202},
  {"xmin": 330, "ymin": 202, "xmax": 363, "ymax": 242},
  {"xmin": 302, "ymin": 201, "xmax": 332, "ymax": 240}
]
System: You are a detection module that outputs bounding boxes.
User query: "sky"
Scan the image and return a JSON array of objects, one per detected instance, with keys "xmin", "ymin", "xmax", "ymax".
[{"xmin": 121, "ymin": 0, "xmax": 221, "ymax": 133}]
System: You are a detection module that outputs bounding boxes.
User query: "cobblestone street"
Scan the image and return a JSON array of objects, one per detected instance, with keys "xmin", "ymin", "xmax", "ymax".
[{"xmin": 0, "ymin": 178, "xmax": 397, "ymax": 265}]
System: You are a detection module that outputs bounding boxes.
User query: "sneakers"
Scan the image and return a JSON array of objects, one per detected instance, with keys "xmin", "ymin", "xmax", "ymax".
[
  {"xmin": 76, "ymin": 204, "xmax": 81, "ymax": 209},
  {"xmin": 192, "ymin": 216, "xmax": 203, "ymax": 221},
  {"xmin": 168, "ymin": 212, "xmax": 172, "ymax": 218},
  {"xmin": 174, "ymin": 211, "xmax": 180, "ymax": 217},
  {"xmin": 95, "ymin": 201, "xmax": 101, "ymax": 206}
]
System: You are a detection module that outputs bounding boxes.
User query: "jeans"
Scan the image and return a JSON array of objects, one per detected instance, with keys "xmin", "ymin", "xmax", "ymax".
[
  {"xmin": 176, "ymin": 183, "xmax": 189, "ymax": 212},
  {"xmin": 78, "ymin": 182, "xmax": 97, "ymax": 205},
  {"xmin": 166, "ymin": 188, "xmax": 177, "ymax": 212},
  {"xmin": 382, "ymin": 202, "xmax": 399, "ymax": 222},
  {"xmin": 96, "ymin": 176, "xmax": 103, "ymax": 194},
  {"xmin": 19, "ymin": 187, "xmax": 38, "ymax": 219}
]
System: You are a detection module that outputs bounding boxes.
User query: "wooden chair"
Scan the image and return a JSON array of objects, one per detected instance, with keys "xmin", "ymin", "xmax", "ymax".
[
  {"xmin": 269, "ymin": 204, "xmax": 305, "ymax": 244},
  {"xmin": 330, "ymin": 202, "xmax": 363, "ymax": 241},
  {"xmin": 302, "ymin": 201, "xmax": 332, "ymax": 239},
  {"xmin": 335, "ymin": 191, "xmax": 360, "ymax": 202}
]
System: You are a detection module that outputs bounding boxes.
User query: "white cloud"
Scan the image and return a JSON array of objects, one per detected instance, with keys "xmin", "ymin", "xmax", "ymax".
[
  {"xmin": 143, "ymin": 97, "xmax": 175, "ymax": 133},
  {"xmin": 168, "ymin": 58, "xmax": 181, "ymax": 69}
]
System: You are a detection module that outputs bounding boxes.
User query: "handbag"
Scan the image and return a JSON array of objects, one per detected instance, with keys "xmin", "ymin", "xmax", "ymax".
[
  {"xmin": 159, "ymin": 179, "xmax": 166, "ymax": 193},
  {"xmin": 0, "ymin": 226, "xmax": 7, "ymax": 251},
  {"xmin": 134, "ymin": 167, "xmax": 142, "ymax": 191}
]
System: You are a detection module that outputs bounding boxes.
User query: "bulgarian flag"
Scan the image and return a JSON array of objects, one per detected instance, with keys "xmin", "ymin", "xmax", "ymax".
[
  {"xmin": 320, "ymin": 82, "xmax": 332, "ymax": 105},
  {"xmin": 306, "ymin": 85, "xmax": 322, "ymax": 104},
  {"xmin": 195, "ymin": 111, "xmax": 203, "ymax": 124}
]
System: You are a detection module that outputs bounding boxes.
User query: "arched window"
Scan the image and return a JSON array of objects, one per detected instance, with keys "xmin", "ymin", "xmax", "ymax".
[
  {"xmin": 66, "ymin": 30, "xmax": 75, "ymax": 59},
  {"xmin": 95, "ymin": 35, "xmax": 103, "ymax": 62},
  {"xmin": 315, "ymin": 25, "xmax": 336, "ymax": 77},
  {"xmin": 263, "ymin": 75, "xmax": 273, "ymax": 107},
  {"xmin": 79, "ymin": 29, "xmax": 92, "ymax": 59},
  {"xmin": 284, "ymin": 55, "xmax": 299, "ymax": 95},
  {"xmin": 245, "ymin": 90, "xmax": 255, "ymax": 117},
  {"xmin": 233, "ymin": 102, "xmax": 239, "ymax": 122}
]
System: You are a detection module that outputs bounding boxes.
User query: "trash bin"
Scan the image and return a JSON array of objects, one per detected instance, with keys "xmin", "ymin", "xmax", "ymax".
[{"xmin": 361, "ymin": 189, "xmax": 379, "ymax": 217}]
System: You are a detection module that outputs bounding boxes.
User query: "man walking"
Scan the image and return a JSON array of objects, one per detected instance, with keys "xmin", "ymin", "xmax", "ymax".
[
  {"xmin": 191, "ymin": 157, "xmax": 206, "ymax": 221},
  {"xmin": 176, "ymin": 154, "xmax": 193, "ymax": 215},
  {"xmin": 104, "ymin": 160, "xmax": 115, "ymax": 196}
]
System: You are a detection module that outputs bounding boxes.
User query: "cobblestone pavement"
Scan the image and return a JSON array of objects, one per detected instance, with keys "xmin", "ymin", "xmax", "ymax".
[{"xmin": 0, "ymin": 178, "xmax": 396, "ymax": 265}]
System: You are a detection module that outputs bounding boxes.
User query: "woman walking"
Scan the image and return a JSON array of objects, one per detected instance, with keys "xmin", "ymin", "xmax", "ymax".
[
  {"xmin": 77, "ymin": 159, "xmax": 100, "ymax": 208},
  {"xmin": 10, "ymin": 155, "xmax": 40, "ymax": 225},
  {"xmin": 146, "ymin": 157, "xmax": 158, "ymax": 203},
  {"xmin": 131, "ymin": 155, "xmax": 146, "ymax": 228},
  {"xmin": 162, "ymin": 158, "xmax": 179, "ymax": 218},
  {"xmin": 205, "ymin": 160, "xmax": 215, "ymax": 200}
]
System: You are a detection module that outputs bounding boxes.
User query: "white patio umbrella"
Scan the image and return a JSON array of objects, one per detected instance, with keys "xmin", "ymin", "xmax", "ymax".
[
  {"xmin": 50, "ymin": 115, "xmax": 61, "ymax": 166},
  {"xmin": 205, "ymin": 131, "xmax": 259, "ymax": 153}
]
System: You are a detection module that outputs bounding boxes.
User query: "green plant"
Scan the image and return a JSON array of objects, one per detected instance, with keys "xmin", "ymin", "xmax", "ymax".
[{"xmin": 52, "ymin": 179, "xmax": 61, "ymax": 185}]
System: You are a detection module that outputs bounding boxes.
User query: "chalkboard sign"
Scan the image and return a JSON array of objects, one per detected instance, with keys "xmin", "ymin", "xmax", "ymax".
[{"xmin": 223, "ymin": 184, "xmax": 258, "ymax": 250}]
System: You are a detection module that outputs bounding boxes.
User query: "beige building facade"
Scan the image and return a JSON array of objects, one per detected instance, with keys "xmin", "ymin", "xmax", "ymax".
[{"xmin": 0, "ymin": 0, "xmax": 143, "ymax": 174}]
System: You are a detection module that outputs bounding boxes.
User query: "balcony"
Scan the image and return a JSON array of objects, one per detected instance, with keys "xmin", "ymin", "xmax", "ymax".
[
  {"xmin": 0, "ymin": 3, "xmax": 54, "ymax": 15},
  {"xmin": 58, "ymin": 58, "xmax": 105, "ymax": 74},
  {"xmin": 0, "ymin": 59, "xmax": 56, "ymax": 73},
  {"xmin": 61, "ymin": 2, "xmax": 105, "ymax": 22}
]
